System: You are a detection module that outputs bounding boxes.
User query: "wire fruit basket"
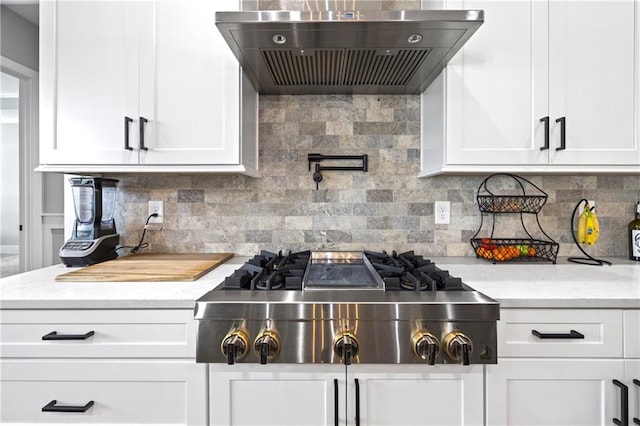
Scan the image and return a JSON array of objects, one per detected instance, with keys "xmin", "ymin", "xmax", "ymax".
[{"xmin": 471, "ymin": 174, "xmax": 559, "ymax": 264}]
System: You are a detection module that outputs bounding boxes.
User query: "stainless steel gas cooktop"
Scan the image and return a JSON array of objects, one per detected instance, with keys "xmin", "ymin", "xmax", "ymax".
[{"xmin": 195, "ymin": 250, "xmax": 499, "ymax": 365}]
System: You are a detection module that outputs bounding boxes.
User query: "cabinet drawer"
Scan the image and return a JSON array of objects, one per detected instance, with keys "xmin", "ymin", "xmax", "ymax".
[
  {"xmin": 624, "ymin": 310, "xmax": 640, "ymax": 358},
  {"xmin": 498, "ymin": 309, "xmax": 623, "ymax": 358},
  {"xmin": 0, "ymin": 309, "xmax": 195, "ymax": 358},
  {"xmin": 0, "ymin": 359, "xmax": 207, "ymax": 425}
]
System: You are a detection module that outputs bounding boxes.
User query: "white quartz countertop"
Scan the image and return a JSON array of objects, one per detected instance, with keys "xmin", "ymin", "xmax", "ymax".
[
  {"xmin": 0, "ymin": 257, "xmax": 248, "ymax": 309},
  {"xmin": 1, "ymin": 256, "xmax": 638, "ymax": 309},
  {"xmin": 433, "ymin": 257, "xmax": 640, "ymax": 309}
]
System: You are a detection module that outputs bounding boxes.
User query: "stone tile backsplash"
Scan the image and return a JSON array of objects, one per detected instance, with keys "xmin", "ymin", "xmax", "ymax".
[
  {"xmin": 111, "ymin": 0, "xmax": 640, "ymax": 259},
  {"xmin": 113, "ymin": 93, "xmax": 640, "ymax": 258}
]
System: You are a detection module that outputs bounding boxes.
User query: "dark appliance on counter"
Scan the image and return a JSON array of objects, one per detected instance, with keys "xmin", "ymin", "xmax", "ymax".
[
  {"xmin": 195, "ymin": 250, "xmax": 499, "ymax": 366},
  {"xmin": 59, "ymin": 177, "xmax": 119, "ymax": 267}
]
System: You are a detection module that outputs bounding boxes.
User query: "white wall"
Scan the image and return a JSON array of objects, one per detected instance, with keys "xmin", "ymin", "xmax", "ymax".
[{"xmin": 0, "ymin": 6, "xmax": 39, "ymax": 71}]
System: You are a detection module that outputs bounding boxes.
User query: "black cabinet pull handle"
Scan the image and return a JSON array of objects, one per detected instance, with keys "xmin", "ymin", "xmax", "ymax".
[
  {"xmin": 555, "ymin": 117, "xmax": 566, "ymax": 151},
  {"xmin": 354, "ymin": 378, "xmax": 361, "ymax": 426},
  {"xmin": 613, "ymin": 379, "xmax": 628, "ymax": 426},
  {"xmin": 539, "ymin": 116, "xmax": 549, "ymax": 150},
  {"xmin": 124, "ymin": 116, "xmax": 133, "ymax": 150},
  {"xmin": 139, "ymin": 116, "xmax": 149, "ymax": 151},
  {"xmin": 531, "ymin": 329, "xmax": 584, "ymax": 339},
  {"xmin": 42, "ymin": 400, "xmax": 94, "ymax": 413},
  {"xmin": 634, "ymin": 379, "xmax": 640, "ymax": 425},
  {"xmin": 333, "ymin": 378, "xmax": 339, "ymax": 426},
  {"xmin": 42, "ymin": 330, "xmax": 95, "ymax": 341}
]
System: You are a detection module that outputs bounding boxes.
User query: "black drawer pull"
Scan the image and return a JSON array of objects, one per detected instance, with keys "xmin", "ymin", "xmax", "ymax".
[
  {"xmin": 42, "ymin": 331, "xmax": 95, "ymax": 341},
  {"xmin": 613, "ymin": 379, "xmax": 628, "ymax": 426},
  {"xmin": 42, "ymin": 400, "xmax": 94, "ymax": 413},
  {"xmin": 531, "ymin": 329, "xmax": 584, "ymax": 339}
]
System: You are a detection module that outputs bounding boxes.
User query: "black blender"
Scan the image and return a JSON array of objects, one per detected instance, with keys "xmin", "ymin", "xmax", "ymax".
[{"xmin": 59, "ymin": 177, "xmax": 120, "ymax": 266}]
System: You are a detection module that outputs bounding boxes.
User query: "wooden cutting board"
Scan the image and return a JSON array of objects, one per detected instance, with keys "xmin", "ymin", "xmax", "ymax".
[{"xmin": 55, "ymin": 253, "xmax": 234, "ymax": 282}]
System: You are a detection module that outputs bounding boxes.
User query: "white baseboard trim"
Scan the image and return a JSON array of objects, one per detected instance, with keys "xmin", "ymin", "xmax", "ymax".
[{"xmin": 0, "ymin": 245, "xmax": 19, "ymax": 255}]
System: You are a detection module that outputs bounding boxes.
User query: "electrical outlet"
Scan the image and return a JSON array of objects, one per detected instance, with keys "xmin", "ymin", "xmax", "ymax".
[
  {"xmin": 148, "ymin": 201, "xmax": 163, "ymax": 224},
  {"xmin": 435, "ymin": 201, "xmax": 450, "ymax": 224},
  {"xmin": 579, "ymin": 200, "xmax": 596, "ymax": 215}
]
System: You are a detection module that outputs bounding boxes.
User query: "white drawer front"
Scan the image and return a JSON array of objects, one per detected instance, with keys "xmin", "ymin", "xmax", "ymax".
[
  {"xmin": 624, "ymin": 310, "xmax": 640, "ymax": 358},
  {"xmin": 498, "ymin": 309, "xmax": 623, "ymax": 358},
  {"xmin": 0, "ymin": 359, "xmax": 207, "ymax": 425},
  {"xmin": 0, "ymin": 309, "xmax": 196, "ymax": 358}
]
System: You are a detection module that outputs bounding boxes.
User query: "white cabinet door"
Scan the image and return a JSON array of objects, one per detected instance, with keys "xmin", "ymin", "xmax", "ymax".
[
  {"xmin": 626, "ymin": 310, "xmax": 640, "ymax": 423},
  {"xmin": 210, "ymin": 364, "xmax": 484, "ymax": 426},
  {"xmin": 351, "ymin": 365, "xmax": 484, "ymax": 426},
  {"xmin": 210, "ymin": 364, "xmax": 340, "ymax": 426},
  {"xmin": 547, "ymin": 0, "xmax": 637, "ymax": 165},
  {"xmin": 39, "ymin": 1, "xmax": 139, "ymax": 165},
  {"xmin": 138, "ymin": 0, "xmax": 242, "ymax": 165},
  {"xmin": 486, "ymin": 359, "xmax": 625, "ymax": 426},
  {"xmin": 627, "ymin": 360, "xmax": 640, "ymax": 426},
  {"xmin": 445, "ymin": 0, "xmax": 548, "ymax": 166}
]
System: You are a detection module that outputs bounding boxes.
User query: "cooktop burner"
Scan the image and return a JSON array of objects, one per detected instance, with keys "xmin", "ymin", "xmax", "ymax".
[
  {"xmin": 220, "ymin": 249, "xmax": 469, "ymax": 292},
  {"xmin": 223, "ymin": 250, "xmax": 309, "ymax": 290}
]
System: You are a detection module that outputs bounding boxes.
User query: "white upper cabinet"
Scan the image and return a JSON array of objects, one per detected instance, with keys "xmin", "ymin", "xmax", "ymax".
[
  {"xmin": 39, "ymin": 1, "xmax": 139, "ymax": 166},
  {"xmin": 547, "ymin": 1, "xmax": 636, "ymax": 165},
  {"xmin": 420, "ymin": 0, "xmax": 640, "ymax": 176},
  {"xmin": 39, "ymin": 0, "xmax": 258, "ymax": 175}
]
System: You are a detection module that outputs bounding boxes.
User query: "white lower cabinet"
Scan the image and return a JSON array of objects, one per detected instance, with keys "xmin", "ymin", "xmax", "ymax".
[
  {"xmin": 0, "ymin": 308, "xmax": 206, "ymax": 425},
  {"xmin": 209, "ymin": 364, "xmax": 484, "ymax": 426},
  {"xmin": 486, "ymin": 359, "xmax": 624, "ymax": 426},
  {"xmin": 485, "ymin": 308, "xmax": 639, "ymax": 426},
  {"xmin": 349, "ymin": 365, "xmax": 484, "ymax": 426},
  {"xmin": 625, "ymin": 310, "xmax": 640, "ymax": 424},
  {"xmin": 0, "ymin": 359, "xmax": 207, "ymax": 425},
  {"xmin": 627, "ymin": 360, "xmax": 640, "ymax": 425},
  {"xmin": 210, "ymin": 365, "xmax": 339, "ymax": 426}
]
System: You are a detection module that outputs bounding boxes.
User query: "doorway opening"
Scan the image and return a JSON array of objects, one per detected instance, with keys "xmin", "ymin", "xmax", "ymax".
[
  {"xmin": 0, "ymin": 56, "xmax": 62, "ymax": 278},
  {"xmin": 0, "ymin": 70, "xmax": 21, "ymax": 277}
]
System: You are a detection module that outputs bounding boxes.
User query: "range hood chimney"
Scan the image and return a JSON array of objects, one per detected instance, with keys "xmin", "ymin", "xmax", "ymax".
[{"xmin": 215, "ymin": 9, "xmax": 483, "ymax": 95}]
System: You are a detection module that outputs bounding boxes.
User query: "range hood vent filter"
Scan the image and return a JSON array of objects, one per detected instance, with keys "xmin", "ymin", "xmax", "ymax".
[
  {"xmin": 216, "ymin": 10, "xmax": 484, "ymax": 95},
  {"xmin": 262, "ymin": 48, "xmax": 431, "ymax": 87}
]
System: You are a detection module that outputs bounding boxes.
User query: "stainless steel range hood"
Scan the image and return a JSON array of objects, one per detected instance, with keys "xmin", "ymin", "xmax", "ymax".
[{"xmin": 215, "ymin": 10, "xmax": 483, "ymax": 95}]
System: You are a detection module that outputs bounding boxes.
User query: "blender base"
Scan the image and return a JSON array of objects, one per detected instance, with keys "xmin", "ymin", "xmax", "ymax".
[{"xmin": 59, "ymin": 234, "xmax": 120, "ymax": 267}]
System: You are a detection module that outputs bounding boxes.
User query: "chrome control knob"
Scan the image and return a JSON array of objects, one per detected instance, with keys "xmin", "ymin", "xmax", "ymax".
[
  {"xmin": 334, "ymin": 331, "xmax": 359, "ymax": 365},
  {"xmin": 253, "ymin": 329, "xmax": 281, "ymax": 365},
  {"xmin": 412, "ymin": 330, "xmax": 440, "ymax": 365},
  {"xmin": 444, "ymin": 331, "xmax": 473, "ymax": 365},
  {"xmin": 221, "ymin": 329, "xmax": 249, "ymax": 365}
]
